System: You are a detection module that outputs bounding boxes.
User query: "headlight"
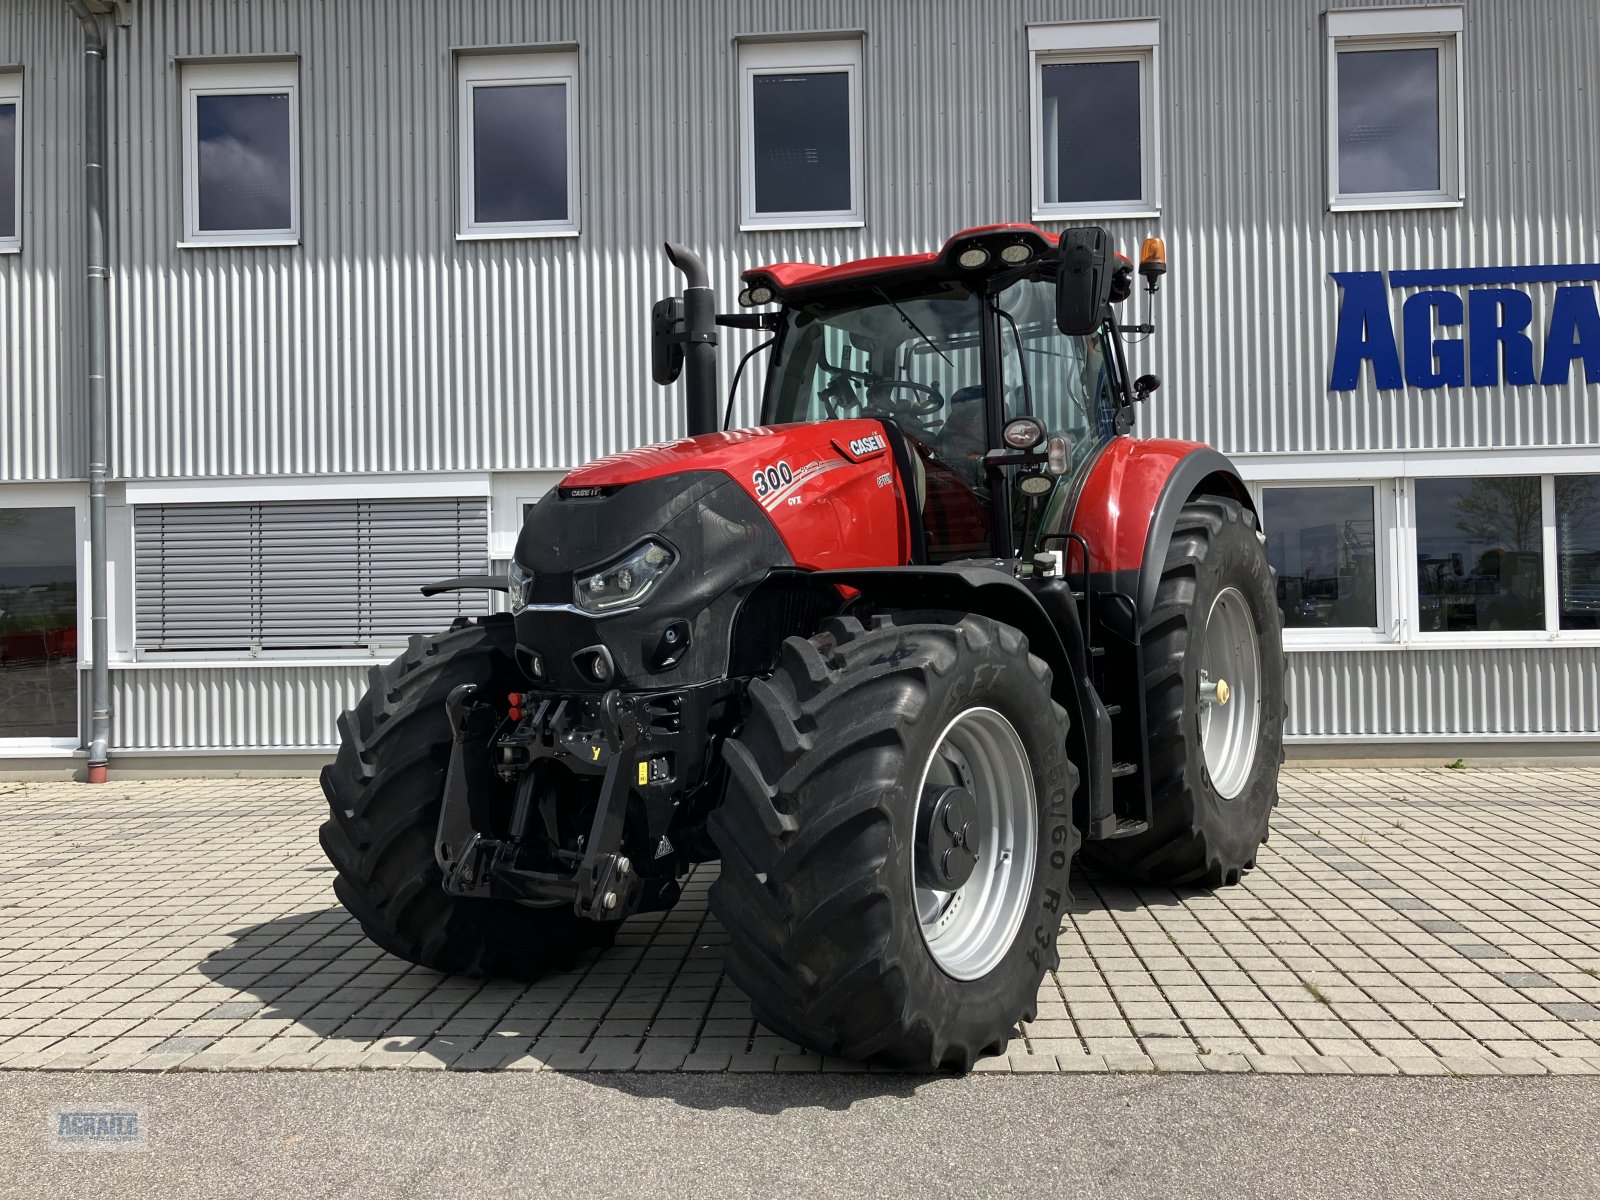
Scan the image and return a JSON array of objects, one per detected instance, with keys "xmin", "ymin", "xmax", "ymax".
[
  {"xmin": 573, "ymin": 540, "xmax": 675, "ymax": 614},
  {"xmin": 507, "ymin": 559, "xmax": 534, "ymax": 614}
]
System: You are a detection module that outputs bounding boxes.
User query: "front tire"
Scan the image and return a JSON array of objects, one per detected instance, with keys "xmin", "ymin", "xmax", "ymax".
[
  {"xmin": 710, "ymin": 613, "xmax": 1079, "ymax": 1070},
  {"xmin": 1082, "ymin": 496, "xmax": 1285, "ymax": 888},
  {"xmin": 319, "ymin": 617, "xmax": 615, "ymax": 978}
]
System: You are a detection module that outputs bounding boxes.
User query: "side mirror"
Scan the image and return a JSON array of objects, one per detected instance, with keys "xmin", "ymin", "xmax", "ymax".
[
  {"xmin": 651, "ymin": 296, "xmax": 685, "ymax": 386},
  {"xmin": 1133, "ymin": 374, "xmax": 1161, "ymax": 401},
  {"xmin": 1055, "ymin": 226, "xmax": 1114, "ymax": 336}
]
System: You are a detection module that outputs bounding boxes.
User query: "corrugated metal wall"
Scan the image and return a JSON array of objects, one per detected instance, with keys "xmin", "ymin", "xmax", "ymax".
[
  {"xmin": 106, "ymin": 647, "xmax": 1600, "ymax": 754},
  {"xmin": 7, "ymin": 0, "xmax": 1593, "ymax": 465},
  {"xmin": 1287, "ymin": 648, "xmax": 1600, "ymax": 739},
  {"xmin": 108, "ymin": 663, "xmax": 367, "ymax": 751},
  {"xmin": 2, "ymin": 0, "xmax": 1595, "ymax": 750},
  {"xmin": 0, "ymin": 3, "xmax": 84, "ymax": 481},
  {"xmin": 83, "ymin": 0, "xmax": 1600, "ymax": 478}
]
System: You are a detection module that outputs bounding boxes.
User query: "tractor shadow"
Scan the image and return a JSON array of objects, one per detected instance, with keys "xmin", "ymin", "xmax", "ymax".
[
  {"xmin": 193, "ymin": 868, "xmax": 1162, "ymax": 1110},
  {"xmin": 196, "ymin": 905, "xmax": 928, "ymax": 1111}
]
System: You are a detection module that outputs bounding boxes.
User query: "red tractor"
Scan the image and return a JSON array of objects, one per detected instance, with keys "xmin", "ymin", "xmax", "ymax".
[{"xmin": 320, "ymin": 225, "xmax": 1284, "ymax": 1070}]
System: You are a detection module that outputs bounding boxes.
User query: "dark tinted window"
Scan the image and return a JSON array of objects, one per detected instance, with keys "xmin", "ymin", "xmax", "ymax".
[
  {"xmin": 752, "ymin": 71, "xmax": 852, "ymax": 214},
  {"xmin": 0, "ymin": 508, "xmax": 77, "ymax": 738},
  {"xmin": 1556, "ymin": 474, "xmax": 1600, "ymax": 630},
  {"xmin": 1262, "ymin": 487, "xmax": 1378, "ymax": 629},
  {"xmin": 1415, "ymin": 477, "xmax": 1543, "ymax": 632},
  {"xmin": 473, "ymin": 82, "xmax": 568, "ymax": 224},
  {"xmin": 1337, "ymin": 47, "xmax": 1440, "ymax": 195},
  {"xmin": 195, "ymin": 92, "xmax": 293, "ymax": 232},
  {"xmin": 1040, "ymin": 60, "xmax": 1142, "ymax": 205},
  {"xmin": 0, "ymin": 102, "xmax": 16, "ymax": 240}
]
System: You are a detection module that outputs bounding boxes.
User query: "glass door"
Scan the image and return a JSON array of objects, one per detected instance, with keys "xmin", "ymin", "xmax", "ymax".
[{"xmin": 0, "ymin": 507, "xmax": 79, "ymax": 744}]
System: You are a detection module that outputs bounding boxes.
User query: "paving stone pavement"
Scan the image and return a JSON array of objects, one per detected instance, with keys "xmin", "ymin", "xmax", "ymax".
[{"xmin": 2, "ymin": 767, "xmax": 1599, "ymax": 1077}]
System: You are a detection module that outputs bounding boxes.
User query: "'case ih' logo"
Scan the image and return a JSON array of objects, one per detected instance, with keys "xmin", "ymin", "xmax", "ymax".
[
  {"xmin": 848, "ymin": 433, "xmax": 887, "ymax": 456},
  {"xmin": 1329, "ymin": 264, "xmax": 1600, "ymax": 392}
]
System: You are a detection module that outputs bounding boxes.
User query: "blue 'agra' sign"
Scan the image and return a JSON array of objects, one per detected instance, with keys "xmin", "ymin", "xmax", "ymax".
[{"xmin": 1329, "ymin": 265, "xmax": 1600, "ymax": 391}]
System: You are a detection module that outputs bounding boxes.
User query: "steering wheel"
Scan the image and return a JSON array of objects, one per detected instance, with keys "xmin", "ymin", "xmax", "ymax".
[
  {"xmin": 864, "ymin": 379, "xmax": 945, "ymax": 417},
  {"xmin": 819, "ymin": 361, "xmax": 945, "ymax": 418}
]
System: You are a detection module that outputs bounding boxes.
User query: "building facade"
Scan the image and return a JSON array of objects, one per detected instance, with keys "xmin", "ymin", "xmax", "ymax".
[{"xmin": 1, "ymin": 0, "xmax": 1597, "ymax": 769}]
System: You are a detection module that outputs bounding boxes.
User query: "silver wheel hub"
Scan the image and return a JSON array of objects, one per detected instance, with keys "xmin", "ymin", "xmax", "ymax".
[
  {"xmin": 913, "ymin": 707, "xmax": 1037, "ymax": 981},
  {"xmin": 1199, "ymin": 586, "xmax": 1263, "ymax": 799}
]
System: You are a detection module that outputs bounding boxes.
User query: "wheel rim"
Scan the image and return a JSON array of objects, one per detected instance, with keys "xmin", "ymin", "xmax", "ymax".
[
  {"xmin": 912, "ymin": 706, "xmax": 1037, "ymax": 981},
  {"xmin": 1198, "ymin": 586, "xmax": 1263, "ymax": 799}
]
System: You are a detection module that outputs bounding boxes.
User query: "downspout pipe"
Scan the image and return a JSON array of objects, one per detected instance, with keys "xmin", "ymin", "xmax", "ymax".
[{"xmin": 65, "ymin": 0, "xmax": 111, "ymax": 783}]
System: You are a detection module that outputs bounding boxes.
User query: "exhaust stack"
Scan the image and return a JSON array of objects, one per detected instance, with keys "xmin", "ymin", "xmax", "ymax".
[{"xmin": 663, "ymin": 243, "xmax": 720, "ymax": 437}]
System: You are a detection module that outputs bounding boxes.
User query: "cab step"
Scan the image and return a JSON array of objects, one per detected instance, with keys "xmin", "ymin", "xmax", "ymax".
[
  {"xmin": 1106, "ymin": 817, "xmax": 1149, "ymax": 839},
  {"xmin": 1110, "ymin": 761, "xmax": 1137, "ymax": 778}
]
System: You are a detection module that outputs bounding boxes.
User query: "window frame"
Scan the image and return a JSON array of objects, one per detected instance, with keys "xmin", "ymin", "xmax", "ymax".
[
  {"xmin": 456, "ymin": 49, "xmax": 580, "ymax": 241},
  {"xmin": 0, "ymin": 483, "xmax": 87, "ymax": 752},
  {"xmin": 1325, "ymin": 6, "xmax": 1465, "ymax": 213},
  {"xmin": 0, "ymin": 70, "xmax": 19, "ymax": 253},
  {"xmin": 1027, "ymin": 19, "xmax": 1161, "ymax": 222},
  {"xmin": 737, "ymin": 36, "xmax": 865, "ymax": 232},
  {"xmin": 179, "ymin": 59, "xmax": 300, "ymax": 248},
  {"xmin": 1252, "ymin": 479, "xmax": 1400, "ymax": 649},
  {"xmin": 1241, "ymin": 449, "xmax": 1600, "ymax": 651},
  {"xmin": 1406, "ymin": 474, "xmax": 1551, "ymax": 645}
]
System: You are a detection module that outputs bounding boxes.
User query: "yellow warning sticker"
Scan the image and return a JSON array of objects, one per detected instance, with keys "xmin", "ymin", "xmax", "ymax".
[{"xmin": 637, "ymin": 762, "xmax": 649, "ymax": 786}]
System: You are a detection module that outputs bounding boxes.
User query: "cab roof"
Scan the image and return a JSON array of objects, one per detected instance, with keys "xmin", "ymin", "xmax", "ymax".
[{"xmin": 741, "ymin": 224, "xmax": 1062, "ymax": 304}]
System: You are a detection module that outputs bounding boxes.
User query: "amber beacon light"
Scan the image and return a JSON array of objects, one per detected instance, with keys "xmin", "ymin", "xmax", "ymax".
[{"xmin": 1139, "ymin": 236, "xmax": 1168, "ymax": 293}]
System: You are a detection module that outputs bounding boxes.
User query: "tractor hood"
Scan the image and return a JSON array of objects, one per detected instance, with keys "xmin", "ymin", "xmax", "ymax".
[
  {"xmin": 556, "ymin": 420, "xmax": 914, "ymax": 572},
  {"xmin": 510, "ymin": 420, "xmax": 916, "ymax": 691}
]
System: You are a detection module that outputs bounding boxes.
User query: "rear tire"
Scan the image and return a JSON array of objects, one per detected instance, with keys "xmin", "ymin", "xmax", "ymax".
[
  {"xmin": 711, "ymin": 613, "xmax": 1079, "ymax": 1070},
  {"xmin": 319, "ymin": 617, "xmax": 615, "ymax": 978},
  {"xmin": 1082, "ymin": 496, "xmax": 1284, "ymax": 888}
]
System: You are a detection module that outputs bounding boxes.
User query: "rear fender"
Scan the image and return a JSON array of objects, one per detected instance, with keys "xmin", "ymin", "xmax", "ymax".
[{"xmin": 807, "ymin": 564, "xmax": 1113, "ymax": 834}]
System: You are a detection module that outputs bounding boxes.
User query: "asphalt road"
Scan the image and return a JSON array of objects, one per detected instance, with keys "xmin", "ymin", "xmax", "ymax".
[{"xmin": 2, "ymin": 1071, "xmax": 1596, "ymax": 1199}]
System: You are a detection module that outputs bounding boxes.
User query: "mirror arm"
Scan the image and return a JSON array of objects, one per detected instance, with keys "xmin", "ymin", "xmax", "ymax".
[{"xmin": 717, "ymin": 312, "xmax": 780, "ymax": 330}]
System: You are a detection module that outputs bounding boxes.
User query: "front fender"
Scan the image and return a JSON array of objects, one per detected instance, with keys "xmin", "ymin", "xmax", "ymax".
[{"xmin": 1068, "ymin": 439, "xmax": 1255, "ymax": 623}]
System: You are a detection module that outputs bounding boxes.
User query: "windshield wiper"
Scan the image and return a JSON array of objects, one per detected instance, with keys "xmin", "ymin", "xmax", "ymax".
[{"xmin": 874, "ymin": 288, "xmax": 953, "ymax": 370}]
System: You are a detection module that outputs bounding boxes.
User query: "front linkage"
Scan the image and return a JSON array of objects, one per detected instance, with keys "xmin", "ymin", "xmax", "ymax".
[{"xmin": 434, "ymin": 680, "xmax": 737, "ymax": 921}]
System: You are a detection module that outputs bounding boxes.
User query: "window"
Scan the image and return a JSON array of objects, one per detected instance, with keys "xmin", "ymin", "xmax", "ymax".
[
  {"xmin": 181, "ymin": 60, "xmax": 299, "ymax": 245},
  {"xmin": 458, "ymin": 51, "xmax": 578, "ymax": 238},
  {"xmin": 1326, "ymin": 7, "xmax": 1463, "ymax": 209},
  {"xmin": 1415, "ymin": 477, "xmax": 1543, "ymax": 633},
  {"xmin": 0, "ymin": 71, "xmax": 19, "ymax": 251},
  {"xmin": 134, "ymin": 498, "xmax": 488, "ymax": 654},
  {"xmin": 1028, "ymin": 21, "xmax": 1159, "ymax": 219},
  {"xmin": 1262, "ymin": 486, "xmax": 1380, "ymax": 631},
  {"xmin": 0, "ymin": 507, "xmax": 77, "ymax": 740},
  {"xmin": 1556, "ymin": 475, "xmax": 1600, "ymax": 631},
  {"xmin": 739, "ymin": 38, "xmax": 863, "ymax": 230}
]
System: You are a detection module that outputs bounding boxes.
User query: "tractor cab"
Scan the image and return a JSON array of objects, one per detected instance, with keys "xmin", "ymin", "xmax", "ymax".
[
  {"xmin": 755, "ymin": 256, "xmax": 1123, "ymax": 563},
  {"xmin": 708, "ymin": 224, "xmax": 1167, "ymax": 571}
]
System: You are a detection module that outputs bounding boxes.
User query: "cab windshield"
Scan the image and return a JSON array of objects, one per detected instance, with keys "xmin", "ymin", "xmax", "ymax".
[
  {"xmin": 762, "ymin": 275, "xmax": 1117, "ymax": 469},
  {"xmin": 762, "ymin": 274, "xmax": 1120, "ymax": 558}
]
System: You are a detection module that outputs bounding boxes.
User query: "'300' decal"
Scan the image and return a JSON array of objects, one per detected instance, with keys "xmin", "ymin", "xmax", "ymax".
[{"xmin": 751, "ymin": 461, "xmax": 794, "ymax": 497}]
